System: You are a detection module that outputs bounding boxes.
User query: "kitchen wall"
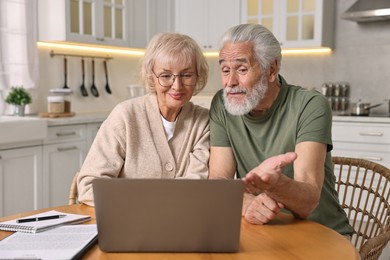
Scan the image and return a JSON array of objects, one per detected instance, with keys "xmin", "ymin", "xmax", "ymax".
[
  {"xmin": 34, "ymin": 0, "xmax": 390, "ymax": 115},
  {"xmin": 280, "ymin": 0, "xmax": 390, "ymax": 115},
  {"xmin": 36, "ymin": 47, "xmax": 142, "ymax": 114}
]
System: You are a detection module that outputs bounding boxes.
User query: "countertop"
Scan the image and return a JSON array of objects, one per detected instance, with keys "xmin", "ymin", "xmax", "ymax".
[
  {"xmin": 43, "ymin": 112, "xmax": 390, "ymax": 125},
  {"xmin": 333, "ymin": 114, "xmax": 390, "ymax": 123},
  {"xmin": 42, "ymin": 112, "xmax": 110, "ymax": 126}
]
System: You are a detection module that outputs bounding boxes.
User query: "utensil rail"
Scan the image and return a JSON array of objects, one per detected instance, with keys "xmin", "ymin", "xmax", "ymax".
[{"xmin": 49, "ymin": 50, "xmax": 113, "ymax": 60}]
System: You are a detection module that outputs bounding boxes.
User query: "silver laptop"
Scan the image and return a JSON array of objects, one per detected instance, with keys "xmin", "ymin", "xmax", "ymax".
[{"xmin": 92, "ymin": 178, "xmax": 244, "ymax": 253}]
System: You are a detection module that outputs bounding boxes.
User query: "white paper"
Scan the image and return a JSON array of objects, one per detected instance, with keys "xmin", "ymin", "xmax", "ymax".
[{"xmin": 0, "ymin": 224, "xmax": 97, "ymax": 260}]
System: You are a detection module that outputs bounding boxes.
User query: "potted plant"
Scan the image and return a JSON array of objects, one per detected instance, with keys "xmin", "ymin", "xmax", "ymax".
[{"xmin": 5, "ymin": 86, "xmax": 32, "ymax": 116}]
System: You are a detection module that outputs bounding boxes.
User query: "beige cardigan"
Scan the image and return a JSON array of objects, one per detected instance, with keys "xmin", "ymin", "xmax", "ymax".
[{"xmin": 77, "ymin": 94, "xmax": 210, "ymax": 206}]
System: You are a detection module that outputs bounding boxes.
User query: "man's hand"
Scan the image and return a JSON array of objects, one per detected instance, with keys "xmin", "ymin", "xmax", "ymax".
[
  {"xmin": 242, "ymin": 152, "xmax": 297, "ymax": 194},
  {"xmin": 244, "ymin": 193, "xmax": 284, "ymax": 224}
]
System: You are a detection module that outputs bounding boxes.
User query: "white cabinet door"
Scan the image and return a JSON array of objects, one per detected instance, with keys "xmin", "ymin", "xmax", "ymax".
[
  {"xmin": 39, "ymin": 0, "xmax": 131, "ymax": 47},
  {"xmin": 175, "ymin": 0, "xmax": 207, "ymax": 48},
  {"xmin": 42, "ymin": 141, "xmax": 87, "ymax": 208},
  {"xmin": 175, "ymin": 0, "xmax": 240, "ymax": 51},
  {"xmin": 241, "ymin": 0, "xmax": 334, "ymax": 48},
  {"xmin": 86, "ymin": 122, "xmax": 102, "ymax": 150},
  {"xmin": 240, "ymin": 0, "xmax": 281, "ymax": 40},
  {"xmin": 332, "ymin": 121, "xmax": 390, "ymax": 168},
  {"xmin": 128, "ymin": 0, "xmax": 175, "ymax": 48},
  {"xmin": 0, "ymin": 146, "xmax": 43, "ymax": 217}
]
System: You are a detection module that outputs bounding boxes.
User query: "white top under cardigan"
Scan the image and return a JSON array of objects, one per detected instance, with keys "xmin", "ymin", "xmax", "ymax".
[{"xmin": 77, "ymin": 93, "xmax": 210, "ymax": 206}]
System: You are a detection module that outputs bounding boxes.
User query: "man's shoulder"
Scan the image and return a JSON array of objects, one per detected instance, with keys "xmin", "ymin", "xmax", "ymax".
[{"xmin": 284, "ymin": 84, "xmax": 325, "ymax": 103}]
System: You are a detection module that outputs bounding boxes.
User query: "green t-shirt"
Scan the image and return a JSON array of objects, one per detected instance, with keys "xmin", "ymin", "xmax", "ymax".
[{"xmin": 210, "ymin": 76, "xmax": 354, "ymax": 236}]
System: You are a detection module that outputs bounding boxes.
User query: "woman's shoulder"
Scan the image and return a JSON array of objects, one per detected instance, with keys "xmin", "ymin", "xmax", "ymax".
[{"xmin": 186, "ymin": 101, "xmax": 209, "ymax": 116}]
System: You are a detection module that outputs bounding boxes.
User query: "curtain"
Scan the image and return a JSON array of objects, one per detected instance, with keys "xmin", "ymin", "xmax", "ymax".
[{"xmin": 0, "ymin": 0, "xmax": 39, "ymax": 114}]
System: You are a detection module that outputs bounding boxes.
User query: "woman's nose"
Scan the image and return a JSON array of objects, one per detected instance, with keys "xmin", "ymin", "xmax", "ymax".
[{"xmin": 171, "ymin": 76, "xmax": 183, "ymax": 90}]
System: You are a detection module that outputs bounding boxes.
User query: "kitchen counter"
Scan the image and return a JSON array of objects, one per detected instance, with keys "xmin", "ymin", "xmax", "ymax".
[
  {"xmin": 43, "ymin": 112, "xmax": 110, "ymax": 126},
  {"xmin": 333, "ymin": 114, "xmax": 390, "ymax": 123},
  {"xmin": 0, "ymin": 112, "xmax": 109, "ymax": 149}
]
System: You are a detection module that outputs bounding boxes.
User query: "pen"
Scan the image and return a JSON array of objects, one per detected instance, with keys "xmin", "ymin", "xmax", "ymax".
[{"xmin": 16, "ymin": 214, "xmax": 67, "ymax": 223}]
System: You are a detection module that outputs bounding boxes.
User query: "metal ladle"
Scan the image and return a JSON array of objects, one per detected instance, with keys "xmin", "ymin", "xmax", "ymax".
[
  {"xmin": 90, "ymin": 59, "xmax": 99, "ymax": 97},
  {"xmin": 80, "ymin": 58, "xmax": 88, "ymax": 97},
  {"xmin": 103, "ymin": 60, "xmax": 112, "ymax": 94}
]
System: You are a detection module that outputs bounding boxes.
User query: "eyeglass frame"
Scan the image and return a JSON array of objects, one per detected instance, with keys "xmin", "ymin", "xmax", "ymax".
[{"xmin": 152, "ymin": 71, "xmax": 198, "ymax": 87}]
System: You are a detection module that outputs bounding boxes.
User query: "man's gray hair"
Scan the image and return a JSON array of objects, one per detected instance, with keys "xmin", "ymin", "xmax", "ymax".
[{"xmin": 219, "ymin": 24, "xmax": 282, "ymax": 74}]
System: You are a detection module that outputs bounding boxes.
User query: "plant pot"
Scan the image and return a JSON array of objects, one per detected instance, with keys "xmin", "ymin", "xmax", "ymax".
[{"xmin": 14, "ymin": 104, "xmax": 26, "ymax": 117}]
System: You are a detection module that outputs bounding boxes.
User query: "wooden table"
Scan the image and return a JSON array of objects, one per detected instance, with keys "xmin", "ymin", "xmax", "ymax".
[{"xmin": 0, "ymin": 204, "xmax": 360, "ymax": 259}]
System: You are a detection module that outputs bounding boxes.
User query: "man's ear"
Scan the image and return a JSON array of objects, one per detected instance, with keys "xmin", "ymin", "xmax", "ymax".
[{"xmin": 268, "ymin": 59, "xmax": 279, "ymax": 82}]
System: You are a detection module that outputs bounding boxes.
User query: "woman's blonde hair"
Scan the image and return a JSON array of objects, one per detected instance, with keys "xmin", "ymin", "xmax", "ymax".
[{"xmin": 140, "ymin": 32, "xmax": 208, "ymax": 95}]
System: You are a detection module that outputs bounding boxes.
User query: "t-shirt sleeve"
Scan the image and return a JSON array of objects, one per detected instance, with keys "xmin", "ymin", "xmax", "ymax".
[
  {"xmin": 209, "ymin": 91, "xmax": 231, "ymax": 147},
  {"xmin": 296, "ymin": 93, "xmax": 333, "ymax": 152}
]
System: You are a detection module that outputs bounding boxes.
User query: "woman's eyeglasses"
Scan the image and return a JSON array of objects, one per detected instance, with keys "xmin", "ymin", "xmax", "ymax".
[{"xmin": 153, "ymin": 71, "xmax": 197, "ymax": 87}]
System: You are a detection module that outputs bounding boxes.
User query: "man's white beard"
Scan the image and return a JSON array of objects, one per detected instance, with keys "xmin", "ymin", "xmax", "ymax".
[{"xmin": 223, "ymin": 76, "xmax": 269, "ymax": 116}]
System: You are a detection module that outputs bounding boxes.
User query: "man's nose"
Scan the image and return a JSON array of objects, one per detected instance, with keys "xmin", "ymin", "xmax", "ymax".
[{"xmin": 226, "ymin": 71, "xmax": 239, "ymax": 86}]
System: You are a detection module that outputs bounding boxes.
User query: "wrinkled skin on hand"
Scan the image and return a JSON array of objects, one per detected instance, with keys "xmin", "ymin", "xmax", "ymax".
[
  {"xmin": 242, "ymin": 152, "xmax": 297, "ymax": 224},
  {"xmin": 243, "ymin": 152, "xmax": 297, "ymax": 194}
]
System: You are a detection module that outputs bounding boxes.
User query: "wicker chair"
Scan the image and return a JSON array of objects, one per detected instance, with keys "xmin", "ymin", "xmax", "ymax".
[
  {"xmin": 68, "ymin": 172, "xmax": 79, "ymax": 205},
  {"xmin": 332, "ymin": 156, "xmax": 390, "ymax": 260}
]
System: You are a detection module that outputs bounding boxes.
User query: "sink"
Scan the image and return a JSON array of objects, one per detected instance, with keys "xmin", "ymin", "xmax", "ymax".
[{"xmin": 0, "ymin": 116, "xmax": 47, "ymax": 145}]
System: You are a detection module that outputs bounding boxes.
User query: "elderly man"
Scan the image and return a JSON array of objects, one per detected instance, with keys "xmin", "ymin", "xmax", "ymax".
[{"xmin": 209, "ymin": 24, "xmax": 353, "ymax": 237}]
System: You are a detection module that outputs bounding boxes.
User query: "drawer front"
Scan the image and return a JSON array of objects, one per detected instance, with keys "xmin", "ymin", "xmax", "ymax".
[
  {"xmin": 332, "ymin": 142, "xmax": 390, "ymax": 168},
  {"xmin": 332, "ymin": 122, "xmax": 390, "ymax": 144},
  {"xmin": 44, "ymin": 125, "xmax": 87, "ymax": 144}
]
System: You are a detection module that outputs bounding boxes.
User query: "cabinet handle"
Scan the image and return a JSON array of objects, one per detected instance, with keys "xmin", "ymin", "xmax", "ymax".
[
  {"xmin": 56, "ymin": 132, "xmax": 77, "ymax": 137},
  {"xmin": 361, "ymin": 156, "xmax": 383, "ymax": 162},
  {"xmin": 57, "ymin": 146, "xmax": 78, "ymax": 152},
  {"xmin": 358, "ymin": 132, "xmax": 383, "ymax": 136}
]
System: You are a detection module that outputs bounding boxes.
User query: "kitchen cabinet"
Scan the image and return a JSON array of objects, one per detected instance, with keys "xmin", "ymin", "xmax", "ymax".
[
  {"xmin": 38, "ymin": 0, "xmax": 131, "ymax": 47},
  {"xmin": 240, "ymin": 0, "xmax": 335, "ymax": 48},
  {"xmin": 38, "ymin": 0, "xmax": 174, "ymax": 48},
  {"xmin": 175, "ymin": 0, "xmax": 240, "ymax": 51},
  {"xmin": 42, "ymin": 124, "xmax": 87, "ymax": 208},
  {"xmin": 332, "ymin": 120, "xmax": 390, "ymax": 168},
  {"xmin": 0, "ymin": 146, "xmax": 43, "ymax": 217},
  {"xmin": 332, "ymin": 117, "xmax": 390, "ymax": 221},
  {"xmin": 86, "ymin": 122, "xmax": 102, "ymax": 149},
  {"xmin": 129, "ymin": 0, "xmax": 175, "ymax": 48},
  {"xmin": 0, "ymin": 114, "xmax": 105, "ymax": 215}
]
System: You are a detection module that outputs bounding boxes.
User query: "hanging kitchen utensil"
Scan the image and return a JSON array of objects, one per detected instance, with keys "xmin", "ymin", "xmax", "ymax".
[
  {"xmin": 90, "ymin": 59, "xmax": 99, "ymax": 97},
  {"xmin": 103, "ymin": 59, "xmax": 112, "ymax": 94},
  {"xmin": 63, "ymin": 56, "xmax": 69, "ymax": 89},
  {"xmin": 80, "ymin": 58, "xmax": 88, "ymax": 97}
]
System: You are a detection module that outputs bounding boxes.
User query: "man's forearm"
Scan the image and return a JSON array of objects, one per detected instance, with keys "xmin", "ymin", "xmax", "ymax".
[{"xmin": 264, "ymin": 174, "xmax": 320, "ymax": 218}]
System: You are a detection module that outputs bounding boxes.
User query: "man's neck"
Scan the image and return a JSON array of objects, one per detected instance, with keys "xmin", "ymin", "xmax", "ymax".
[{"xmin": 249, "ymin": 82, "xmax": 281, "ymax": 117}]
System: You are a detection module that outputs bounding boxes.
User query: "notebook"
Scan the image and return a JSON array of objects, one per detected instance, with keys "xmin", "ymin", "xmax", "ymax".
[
  {"xmin": 93, "ymin": 178, "xmax": 244, "ymax": 253},
  {"xmin": 0, "ymin": 210, "xmax": 91, "ymax": 233},
  {"xmin": 0, "ymin": 224, "xmax": 97, "ymax": 259}
]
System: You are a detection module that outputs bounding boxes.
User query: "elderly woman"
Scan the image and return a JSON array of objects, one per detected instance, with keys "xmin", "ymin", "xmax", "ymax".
[{"xmin": 77, "ymin": 33, "xmax": 210, "ymax": 206}]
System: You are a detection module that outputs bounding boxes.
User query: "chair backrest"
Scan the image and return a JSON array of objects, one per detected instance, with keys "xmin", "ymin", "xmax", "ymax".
[
  {"xmin": 68, "ymin": 172, "xmax": 79, "ymax": 205},
  {"xmin": 332, "ymin": 156, "xmax": 390, "ymax": 260}
]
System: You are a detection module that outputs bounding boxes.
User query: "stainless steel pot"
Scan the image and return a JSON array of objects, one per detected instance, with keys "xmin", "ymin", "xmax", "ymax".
[{"xmin": 351, "ymin": 100, "xmax": 382, "ymax": 116}]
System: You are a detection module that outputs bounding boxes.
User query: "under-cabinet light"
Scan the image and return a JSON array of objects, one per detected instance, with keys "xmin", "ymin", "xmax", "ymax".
[
  {"xmin": 37, "ymin": 42, "xmax": 332, "ymax": 57},
  {"xmin": 37, "ymin": 42, "xmax": 145, "ymax": 56},
  {"xmin": 281, "ymin": 47, "xmax": 332, "ymax": 55},
  {"xmin": 195, "ymin": 47, "xmax": 332, "ymax": 57}
]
